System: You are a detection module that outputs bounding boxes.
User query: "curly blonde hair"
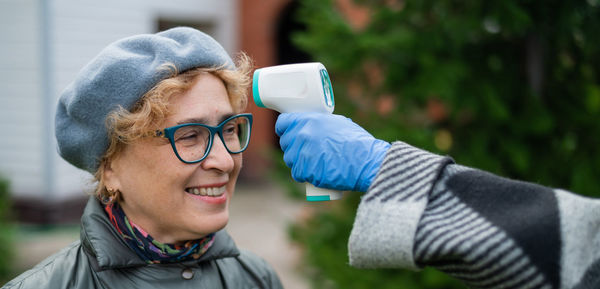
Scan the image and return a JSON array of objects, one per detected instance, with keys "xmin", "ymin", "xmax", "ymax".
[{"xmin": 94, "ymin": 53, "xmax": 253, "ymax": 203}]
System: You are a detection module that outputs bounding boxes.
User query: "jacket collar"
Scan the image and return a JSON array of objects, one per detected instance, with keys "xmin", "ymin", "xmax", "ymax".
[{"xmin": 79, "ymin": 197, "xmax": 240, "ymax": 270}]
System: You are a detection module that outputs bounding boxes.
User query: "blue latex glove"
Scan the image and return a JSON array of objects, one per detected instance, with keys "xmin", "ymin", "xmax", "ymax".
[{"xmin": 275, "ymin": 112, "xmax": 391, "ymax": 192}]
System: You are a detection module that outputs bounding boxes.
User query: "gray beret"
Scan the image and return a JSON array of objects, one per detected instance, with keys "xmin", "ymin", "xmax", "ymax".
[{"xmin": 55, "ymin": 27, "xmax": 234, "ymax": 173}]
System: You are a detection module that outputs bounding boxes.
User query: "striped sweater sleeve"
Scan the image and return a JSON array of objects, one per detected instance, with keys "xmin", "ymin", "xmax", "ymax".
[{"xmin": 348, "ymin": 141, "xmax": 600, "ymax": 289}]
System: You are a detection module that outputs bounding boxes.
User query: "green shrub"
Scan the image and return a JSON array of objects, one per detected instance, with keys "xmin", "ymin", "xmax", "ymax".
[
  {"xmin": 281, "ymin": 0, "xmax": 600, "ymax": 288},
  {"xmin": 0, "ymin": 176, "xmax": 14, "ymax": 283},
  {"xmin": 288, "ymin": 191, "xmax": 465, "ymax": 289}
]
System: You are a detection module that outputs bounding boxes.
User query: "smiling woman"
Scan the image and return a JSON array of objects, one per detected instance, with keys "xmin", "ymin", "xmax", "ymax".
[
  {"xmin": 102, "ymin": 72, "xmax": 248, "ymax": 244},
  {"xmin": 1, "ymin": 27, "xmax": 283, "ymax": 289}
]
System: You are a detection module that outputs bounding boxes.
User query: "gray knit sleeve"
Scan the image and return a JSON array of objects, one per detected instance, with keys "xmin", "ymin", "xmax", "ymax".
[
  {"xmin": 348, "ymin": 141, "xmax": 600, "ymax": 289},
  {"xmin": 348, "ymin": 141, "xmax": 453, "ymax": 269}
]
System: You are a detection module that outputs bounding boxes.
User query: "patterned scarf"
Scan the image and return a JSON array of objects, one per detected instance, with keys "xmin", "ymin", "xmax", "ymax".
[{"xmin": 104, "ymin": 202, "xmax": 215, "ymax": 264}]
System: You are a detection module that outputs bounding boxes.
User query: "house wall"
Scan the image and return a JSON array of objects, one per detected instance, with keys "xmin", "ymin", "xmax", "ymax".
[
  {"xmin": 0, "ymin": 0, "xmax": 45, "ymax": 197},
  {"xmin": 239, "ymin": 0, "xmax": 292, "ymax": 181}
]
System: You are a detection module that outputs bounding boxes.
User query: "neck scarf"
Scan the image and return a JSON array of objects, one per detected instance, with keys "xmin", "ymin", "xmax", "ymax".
[{"xmin": 104, "ymin": 202, "xmax": 215, "ymax": 264}]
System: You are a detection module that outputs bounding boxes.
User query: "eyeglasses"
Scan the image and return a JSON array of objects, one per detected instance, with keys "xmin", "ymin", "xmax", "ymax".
[{"xmin": 154, "ymin": 113, "xmax": 252, "ymax": 164}]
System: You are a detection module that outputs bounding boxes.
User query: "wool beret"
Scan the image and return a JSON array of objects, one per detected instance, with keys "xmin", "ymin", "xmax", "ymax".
[{"xmin": 55, "ymin": 27, "xmax": 234, "ymax": 173}]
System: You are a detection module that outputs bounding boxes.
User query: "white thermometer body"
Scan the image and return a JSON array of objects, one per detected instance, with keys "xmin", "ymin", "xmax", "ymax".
[{"xmin": 253, "ymin": 62, "xmax": 342, "ymax": 201}]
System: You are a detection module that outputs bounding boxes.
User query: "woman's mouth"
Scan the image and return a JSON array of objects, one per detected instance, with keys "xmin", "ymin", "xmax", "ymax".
[{"xmin": 185, "ymin": 186, "xmax": 226, "ymax": 197}]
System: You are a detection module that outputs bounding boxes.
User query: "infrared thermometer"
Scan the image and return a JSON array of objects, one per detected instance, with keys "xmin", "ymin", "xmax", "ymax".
[{"xmin": 252, "ymin": 62, "xmax": 343, "ymax": 201}]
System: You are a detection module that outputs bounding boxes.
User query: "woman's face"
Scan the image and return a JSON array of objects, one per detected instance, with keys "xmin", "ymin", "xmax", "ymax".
[{"xmin": 105, "ymin": 72, "xmax": 242, "ymax": 244}]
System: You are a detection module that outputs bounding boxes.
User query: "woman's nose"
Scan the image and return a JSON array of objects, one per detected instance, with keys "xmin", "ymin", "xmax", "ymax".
[{"xmin": 201, "ymin": 135, "xmax": 234, "ymax": 172}]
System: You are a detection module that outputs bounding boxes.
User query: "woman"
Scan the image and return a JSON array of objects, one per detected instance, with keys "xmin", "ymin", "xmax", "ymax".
[{"xmin": 2, "ymin": 27, "xmax": 283, "ymax": 289}]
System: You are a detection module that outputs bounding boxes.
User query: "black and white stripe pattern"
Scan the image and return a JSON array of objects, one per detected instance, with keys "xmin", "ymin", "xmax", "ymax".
[
  {"xmin": 350, "ymin": 141, "xmax": 600, "ymax": 288},
  {"xmin": 365, "ymin": 142, "xmax": 453, "ymax": 203},
  {"xmin": 349, "ymin": 141, "xmax": 452, "ymax": 269},
  {"xmin": 415, "ymin": 165, "xmax": 551, "ymax": 289}
]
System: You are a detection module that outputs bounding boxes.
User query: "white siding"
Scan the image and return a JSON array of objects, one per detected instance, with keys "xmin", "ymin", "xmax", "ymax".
[
  {"xmin": 0, "ymin": 0, "xmax": 238, "ymax": 199},
  {"xmin": 0, "ymin": 0, "xmax": 44, "ymax": 197}
]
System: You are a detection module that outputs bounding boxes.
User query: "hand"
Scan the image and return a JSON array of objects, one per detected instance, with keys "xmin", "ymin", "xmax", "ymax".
[{"xmin": 275, "ymin": 113, "xmax": 390, "ymax": 192}]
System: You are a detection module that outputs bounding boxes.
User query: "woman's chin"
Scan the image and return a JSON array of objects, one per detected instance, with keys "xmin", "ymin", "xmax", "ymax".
[{"xmin": 187, "ymin": 213, "xmax": 229, "ymax": 238}]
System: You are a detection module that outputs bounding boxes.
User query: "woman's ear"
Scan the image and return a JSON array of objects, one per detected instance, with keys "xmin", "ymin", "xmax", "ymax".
[{"xmin": 103, "ymin": 158, "xmax": 121, "ymax": 191}]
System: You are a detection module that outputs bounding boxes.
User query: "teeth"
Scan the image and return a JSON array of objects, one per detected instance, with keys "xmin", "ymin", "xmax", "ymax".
[{"xmin": 187, "ymin": 186, "xmax": 226, "ymax": 197}]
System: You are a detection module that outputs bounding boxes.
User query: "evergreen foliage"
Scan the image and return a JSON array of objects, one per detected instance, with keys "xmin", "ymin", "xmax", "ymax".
[{"xmin": 283, "ymin": 0, "xmax": 600, "ymax": 287}]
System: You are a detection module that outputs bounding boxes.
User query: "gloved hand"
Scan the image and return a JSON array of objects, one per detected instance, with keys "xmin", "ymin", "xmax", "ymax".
[{"xmin": 275, "ymin": 112, "xmax": 391, "ymax": 192}]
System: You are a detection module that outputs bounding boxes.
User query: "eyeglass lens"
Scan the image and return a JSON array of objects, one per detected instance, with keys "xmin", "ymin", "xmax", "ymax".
[{"xmin": 172, "ymin": 116, "xmax": 251, "ymax": 162}]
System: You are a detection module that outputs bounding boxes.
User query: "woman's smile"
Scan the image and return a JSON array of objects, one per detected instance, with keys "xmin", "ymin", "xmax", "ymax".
[
  {"xmin": 185, "ymin": 184, "xmax": 229, "ymax": 205},
  {"xmin": 185, "ymin": 185, "xmax": 227, "ymax": 197}
]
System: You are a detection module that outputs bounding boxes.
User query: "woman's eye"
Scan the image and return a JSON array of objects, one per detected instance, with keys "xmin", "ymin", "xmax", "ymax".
[
  {"xmin": 177, "ymin": 133, "xmax": 197, "ymax": 141},
  {"xmin": 223, "ymin": 125, "xmax": 237, "ymax": 135}
]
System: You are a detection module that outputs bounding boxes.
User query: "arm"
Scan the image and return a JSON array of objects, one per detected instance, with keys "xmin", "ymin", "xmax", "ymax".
[
  {"xmin": 349, "ymin": 141, "xmax": 600, "ymax": 289},
  {"xmin": 276, "ymin": 113, "xmax": 600, "ymax": 289}
]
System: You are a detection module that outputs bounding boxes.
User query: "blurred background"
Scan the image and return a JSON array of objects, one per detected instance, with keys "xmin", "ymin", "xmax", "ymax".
[{"xmin": 1, "ymin": 0, "xmax": 599, "ymax": 288}]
